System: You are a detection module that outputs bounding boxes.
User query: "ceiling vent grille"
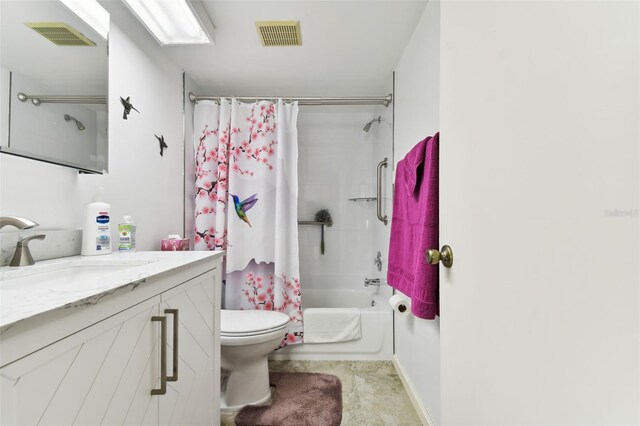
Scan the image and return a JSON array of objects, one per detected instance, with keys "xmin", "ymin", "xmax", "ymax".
[
  {"xmin": 255, "ymin": 21, "xmax": 302, "ymax": 47},
  {"xmin": 26, "ymin": 22, "xmax": 96, "ymax": 46}
]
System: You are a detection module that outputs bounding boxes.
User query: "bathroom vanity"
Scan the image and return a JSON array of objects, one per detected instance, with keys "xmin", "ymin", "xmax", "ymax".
[{"xmin": 0, "ymin": 251, "xmax": 223, "ymax": 425}]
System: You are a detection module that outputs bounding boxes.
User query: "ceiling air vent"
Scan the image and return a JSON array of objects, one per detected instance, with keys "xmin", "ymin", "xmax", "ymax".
[
  {"xmin": 26, "ymin": 22, "xmax": 96, "ymax": 46},
  {"xmin": 255, "ymin": 21, "xmax": 302, "ymax": 47}
]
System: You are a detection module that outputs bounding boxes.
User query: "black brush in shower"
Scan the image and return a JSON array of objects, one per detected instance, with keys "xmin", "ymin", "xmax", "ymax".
[{"xmin": 314, "ymin": 209, "xmax": 333, "ymax": 255}]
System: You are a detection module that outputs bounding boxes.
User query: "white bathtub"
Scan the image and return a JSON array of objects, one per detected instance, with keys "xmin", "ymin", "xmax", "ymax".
[{"xmin": 270, "ymin": 289, "xmax": 393, "ymax": 361}]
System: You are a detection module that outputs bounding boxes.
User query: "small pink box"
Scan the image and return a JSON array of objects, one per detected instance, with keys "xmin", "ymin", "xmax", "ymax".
[{"xmin": 161, "ymin": 235, "xmax": 189, "ymax": 251}]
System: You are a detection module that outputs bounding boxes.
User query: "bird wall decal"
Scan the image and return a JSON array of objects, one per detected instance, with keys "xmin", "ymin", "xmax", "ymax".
[
  {"xmin": 230, "ymin": 193, "xmax": 259, "ymax": 227},
  {"xmin": 155, "ymin": 134, "xmax": 168, "ymax": 156},
  {"xmin": 120, "ymin": 96, "xmax": 139, "ymax": 120}
]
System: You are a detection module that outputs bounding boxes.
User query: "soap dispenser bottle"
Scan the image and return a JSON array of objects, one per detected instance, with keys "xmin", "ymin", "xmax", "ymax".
[
  {"xmin": 118, "ymin": 216, "xmax": 137, "ymax": 252},
  {"xmin": 81, "ymin": 187, "xmax": 112, "ymax": 256}
]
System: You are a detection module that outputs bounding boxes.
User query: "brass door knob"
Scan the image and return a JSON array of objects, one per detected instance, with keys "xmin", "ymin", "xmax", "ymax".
[{"xmin": 426, "ymin": 245, "xmax": 453, "ymax": 268}]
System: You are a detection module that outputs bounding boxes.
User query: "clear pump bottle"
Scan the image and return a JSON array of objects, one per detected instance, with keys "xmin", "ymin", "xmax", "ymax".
[{"xmin": 118, "ymin": 216, "xmax": 137, "ymax": 252}]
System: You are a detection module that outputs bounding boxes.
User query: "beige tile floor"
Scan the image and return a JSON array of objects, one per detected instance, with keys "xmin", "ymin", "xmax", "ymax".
[{"xmin": 221, "ymin": 360, "xmax": 422, "ymax": 426}]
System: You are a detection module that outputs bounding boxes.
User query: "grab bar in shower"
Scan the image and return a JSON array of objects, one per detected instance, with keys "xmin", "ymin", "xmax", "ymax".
[{"xmin": 376, "ymin": 158, "xmax": 388, "ymax": 225}]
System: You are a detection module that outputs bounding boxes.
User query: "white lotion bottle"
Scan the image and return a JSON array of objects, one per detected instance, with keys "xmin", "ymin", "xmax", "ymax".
[{"xmin": 81, "ymin": 187, "xmax": 112, "ymax": 256}]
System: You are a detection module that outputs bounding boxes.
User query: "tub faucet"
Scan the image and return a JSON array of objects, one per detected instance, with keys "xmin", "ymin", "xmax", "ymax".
[
  {"xmin": 364, "ymin": 278, "xmax": 381, "ymax": 287},
  {"xmin": 0, "ymin": 216, "xmax": 39, "ymax": 230}
]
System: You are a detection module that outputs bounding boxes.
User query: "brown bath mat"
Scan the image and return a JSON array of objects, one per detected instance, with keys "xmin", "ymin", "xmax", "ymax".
[{"xmin": 235, "ymin": 372, "xmax": 342, "ymax": 426}]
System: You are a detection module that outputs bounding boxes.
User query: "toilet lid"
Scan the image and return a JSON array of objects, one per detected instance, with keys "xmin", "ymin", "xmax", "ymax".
[{"xmin": 220, "ymin": 310, "xmax": 290, "ymax": 335}]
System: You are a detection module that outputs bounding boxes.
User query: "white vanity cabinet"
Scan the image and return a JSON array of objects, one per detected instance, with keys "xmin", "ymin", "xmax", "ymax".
[
  {"xmin": 157, "ymin": 272, "xmax": 220, "ymax": 426},
  {"xmin": 0, "ymin": 253, "xmax": 222, "ymax": 426},
  {"xmin": 1, "ymin": 295, "xmax": 163, "ymax": 426}
]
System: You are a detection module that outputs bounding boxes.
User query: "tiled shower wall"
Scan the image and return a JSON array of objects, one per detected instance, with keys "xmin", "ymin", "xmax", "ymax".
[{"xmin": 297, "ymin": 109, "xmax": 392, "ymax": 296}]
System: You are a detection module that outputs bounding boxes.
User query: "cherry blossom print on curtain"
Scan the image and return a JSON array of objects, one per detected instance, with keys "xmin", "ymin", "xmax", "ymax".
[{"xmin": 193, "ymin": 98, "xmax": 303, "ymax": 346}]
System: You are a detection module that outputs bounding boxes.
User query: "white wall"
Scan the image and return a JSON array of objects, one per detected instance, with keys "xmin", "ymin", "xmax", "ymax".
[
  {"xmin": 391, "ymin": 1, "xmax": 441, "ymax": 424},
  {"xmin": 0, "ymin": 2, "xmax": 184, "ymax": 251},
  {"xmin": 439, "ymin": 1, "xmax": 639, "ymax": 425}
]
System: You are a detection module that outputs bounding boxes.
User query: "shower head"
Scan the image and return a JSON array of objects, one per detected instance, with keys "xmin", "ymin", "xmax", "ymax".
[
  {"xmin": 363, "ymin": 116, "xmax": 381, "ymax": 132},
  {"xmin": 64, "ymin": 114, "xmax": 86, "ymax": 131}
]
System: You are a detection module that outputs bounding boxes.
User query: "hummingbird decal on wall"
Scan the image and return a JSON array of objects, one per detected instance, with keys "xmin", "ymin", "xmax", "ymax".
[
  {"xmin": 155, "ymin": 134, "xmax": 168, "ymax": 156},
  {"xmin": 120, "ymin": 96, "xmax": 139, "ymax": 120},
  {"xmin": 230, "ymin": 193, "xmax": 259, "ymax": 227}
]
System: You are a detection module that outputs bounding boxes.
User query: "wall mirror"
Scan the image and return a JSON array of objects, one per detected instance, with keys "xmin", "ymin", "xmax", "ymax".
[{"xmin": 0, "ymin": 0, "xmax": 109, "ymax": 174}]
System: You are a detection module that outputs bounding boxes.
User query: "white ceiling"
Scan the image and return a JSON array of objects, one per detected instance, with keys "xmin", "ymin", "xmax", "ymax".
[{"xmin": 162, "ymin": 1, "xmax": 427, "ymax": 96}]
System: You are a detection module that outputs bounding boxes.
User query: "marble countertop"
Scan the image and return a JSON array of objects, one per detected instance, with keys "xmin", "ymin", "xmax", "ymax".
[{"xmin": 0, "ymin": 251, "xmax": 224, "ymax": 330}]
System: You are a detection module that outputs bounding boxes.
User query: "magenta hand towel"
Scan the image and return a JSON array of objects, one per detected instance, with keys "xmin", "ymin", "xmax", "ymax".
[{"xmin": 387, "ymin": 133, "xmax": 439, "ymax": 319}]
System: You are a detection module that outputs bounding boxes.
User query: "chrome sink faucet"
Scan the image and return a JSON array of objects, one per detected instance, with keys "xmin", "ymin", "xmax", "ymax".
[
  {"xmin": 0, "ymin": 216, "xmax": 39, "ymax": 230},
  {"xmin": 0, "ymin": 216, "xmax": 45, "ymax": 266}
]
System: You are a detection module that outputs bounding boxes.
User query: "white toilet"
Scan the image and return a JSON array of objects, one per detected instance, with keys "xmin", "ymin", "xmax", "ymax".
[{"xmin": 220, "ymin": 309, "xmax": 290, "ymax": 411}]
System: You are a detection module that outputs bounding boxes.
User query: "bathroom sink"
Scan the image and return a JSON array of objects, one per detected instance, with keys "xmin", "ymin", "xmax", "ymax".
[{"xmin": 0, "ymin": 258, "xmax": 155, "ymax": 293}]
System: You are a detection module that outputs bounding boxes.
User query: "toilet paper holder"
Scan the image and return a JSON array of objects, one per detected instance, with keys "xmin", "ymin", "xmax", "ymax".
[{"xmin": 389, "ymin": 294, "xmax": 410, "ymax": 316}]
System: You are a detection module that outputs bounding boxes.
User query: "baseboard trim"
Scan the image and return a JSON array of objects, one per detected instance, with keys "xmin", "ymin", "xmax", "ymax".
[{"xmin": 392, "ymin": 354, "xmax": 433, "ymax": 426}]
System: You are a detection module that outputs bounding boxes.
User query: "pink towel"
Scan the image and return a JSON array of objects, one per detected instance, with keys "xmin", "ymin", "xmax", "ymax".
[{"xmin": 387, "ymin": 133, "xmax": 439, "ymax": 319}]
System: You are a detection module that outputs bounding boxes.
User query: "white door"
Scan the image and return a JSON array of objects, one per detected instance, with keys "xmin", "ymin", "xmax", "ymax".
[
  {"xmin": 159, "ymin": 272, "xmax": 216, "ymax": 426},
  {"xmin": 439, "ymin": 2, "xmax": 639, "ymax": 425}
]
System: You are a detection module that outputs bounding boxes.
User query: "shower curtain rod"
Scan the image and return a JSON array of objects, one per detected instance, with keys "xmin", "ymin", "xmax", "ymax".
[{"xmin": 188, "ymin": 92, "xmax": 393, "ymax": 107}]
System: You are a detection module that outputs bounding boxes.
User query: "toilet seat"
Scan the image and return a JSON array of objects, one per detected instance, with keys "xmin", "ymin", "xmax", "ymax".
[
  {"xmin": 220, "ymin": 310, "xmax": 290, "ymax": 346},
  {"xmin": 221, "ymin": 310, "xmax": 289, "ymax": 334},
  {"xmin": 221, "ymin": 327, "xmax": 288, "ymax": 346},
  {"xmin": 221, "ymin": 322, "xmax": 288, "ymax": 337}
]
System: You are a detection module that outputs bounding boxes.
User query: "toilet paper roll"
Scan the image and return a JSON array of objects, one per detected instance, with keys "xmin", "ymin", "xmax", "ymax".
[{"xmin": 388, "ymin": 294, "xmax": 410, "ymax": 316}]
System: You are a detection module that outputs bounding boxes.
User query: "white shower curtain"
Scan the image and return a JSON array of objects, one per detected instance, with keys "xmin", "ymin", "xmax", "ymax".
[{"xmin": 193, "ymin": 98, "xmax": 303, "ymax": 346}]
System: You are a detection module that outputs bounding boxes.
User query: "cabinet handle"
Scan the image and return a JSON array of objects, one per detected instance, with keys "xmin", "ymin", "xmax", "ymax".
[
  {"xmin": 151, "ymin": 315, "xmax": 167, "ymax": 395},
  {"xmin": 164, "ymin": 308, "xmax": 179, "ymax": 382}
]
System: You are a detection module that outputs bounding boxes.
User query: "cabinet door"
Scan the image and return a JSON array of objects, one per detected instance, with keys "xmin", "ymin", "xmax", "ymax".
[
  {"xmin": 0, "ymin": 295, "xmax": 162, "ymax": 426},
  {"xmin": 158, "ymin": 271, "xmax": 216, "ymax": 426}
]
